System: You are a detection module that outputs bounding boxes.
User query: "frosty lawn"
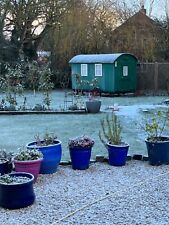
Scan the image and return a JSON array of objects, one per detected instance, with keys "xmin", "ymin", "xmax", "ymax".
[{"xmin": 0, "ymin": 90, "xmax": 168, "ymax": 160}]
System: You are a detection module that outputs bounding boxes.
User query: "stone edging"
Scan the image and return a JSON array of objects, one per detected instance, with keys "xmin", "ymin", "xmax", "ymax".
[
  {"xmin": 60, "ymin": 154, "xmax": 149, "ymax": 165},
  {"xmin": 0, "ymin": 110, "xmax": 87, "ymax": 115}
]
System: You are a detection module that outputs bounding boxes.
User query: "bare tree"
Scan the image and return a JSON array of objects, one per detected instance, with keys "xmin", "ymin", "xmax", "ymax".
[{"xmin": 1, "ymin": 0, "xmax": 70, "ymax": 61}]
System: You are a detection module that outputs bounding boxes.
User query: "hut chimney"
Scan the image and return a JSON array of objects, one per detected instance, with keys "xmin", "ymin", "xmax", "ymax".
[{"xmin": 140, "ymin": 5, "xmax": 146, "ymax": 14}]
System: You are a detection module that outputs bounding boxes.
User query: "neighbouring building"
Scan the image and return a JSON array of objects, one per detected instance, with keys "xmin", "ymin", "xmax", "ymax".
[{"xmin": 111, "ymin": 6, "xmax": 168, "ymax": 62}]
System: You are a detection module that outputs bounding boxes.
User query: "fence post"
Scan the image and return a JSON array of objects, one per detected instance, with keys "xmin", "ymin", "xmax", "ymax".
[{"xmin": 154, "ymin": 62, "xmax": 158, "ymax": 93}]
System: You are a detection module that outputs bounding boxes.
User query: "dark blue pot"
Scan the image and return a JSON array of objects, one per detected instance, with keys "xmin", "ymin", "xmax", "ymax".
[
  {"xmin": 145, "ymin": 138, "xmax": 169, "ymax": 165},
  {"xmin": 0, "ymin": 158, "xmax": 9, "ymax": 175},
  {"xmin": 69, "ymin": 147, "xmax": 92, "ymax": 170},
  {"xmin": 0, "ymin": 172, "xmax": 35, "ymax": 209},
  {"xmin": 107, "ymin": 143, "xmax": 129, "ymax": 166},
  {"xmin": 26, "ymin": 140, "xmax": 62, "ymax": 174}
]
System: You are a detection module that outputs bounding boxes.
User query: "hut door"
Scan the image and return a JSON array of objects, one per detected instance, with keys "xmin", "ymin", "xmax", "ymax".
[{"xmin": 117, "ymin": 62, "xmax": 129, "ymax": 92}]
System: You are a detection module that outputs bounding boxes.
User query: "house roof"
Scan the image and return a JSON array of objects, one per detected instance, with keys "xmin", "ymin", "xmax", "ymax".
[
  {"xmin": 69, "ymin": 53, "xmax": 137, "ymax": 64},
  {"xmin": 112, "ymin": 9, "xmax": 164, "ymax": 35}
]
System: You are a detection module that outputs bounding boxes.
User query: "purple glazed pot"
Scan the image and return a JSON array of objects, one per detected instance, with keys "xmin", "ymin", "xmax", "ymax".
[{"xmin": 13, "ymin": 158, "xmax": 43, "ymax": 182}]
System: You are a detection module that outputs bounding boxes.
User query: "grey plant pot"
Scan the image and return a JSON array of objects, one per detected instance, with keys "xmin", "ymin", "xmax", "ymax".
[{"xmin": 86, "ymin": 100, "xmax": 101, "ymax": 113}]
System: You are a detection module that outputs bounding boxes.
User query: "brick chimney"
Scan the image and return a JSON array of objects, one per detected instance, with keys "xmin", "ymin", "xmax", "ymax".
[{"xmin": 140, "ymin": 5, "xmax": 146, "ymax": 14}]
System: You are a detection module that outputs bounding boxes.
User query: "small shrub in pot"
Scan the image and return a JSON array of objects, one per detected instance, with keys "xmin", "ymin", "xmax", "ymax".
[
  {"xmin": 68, "ymin": 135, "xmax": 95, "ymax": 170},
  {"xmin": 13, "ymin": 148, "xmax": 43, "ymax": 181},
  {"xmin": 142, "ymin": 110, "xmax": 169, "ymax": 165},
  {"xmin": 99, "ymin": 113, "xmax": 129, "ymax": 166}
]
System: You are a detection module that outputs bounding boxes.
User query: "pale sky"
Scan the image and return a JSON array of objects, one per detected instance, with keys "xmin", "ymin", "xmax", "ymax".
[{"xmin": 126, "ymin": 0, "xmax": 168, "ymax": 19}]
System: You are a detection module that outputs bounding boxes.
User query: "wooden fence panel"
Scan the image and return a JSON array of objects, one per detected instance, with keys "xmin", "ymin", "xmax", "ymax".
[{"xmin": 137, "ymin": 63, "xmax": 169, "ymax": 93}]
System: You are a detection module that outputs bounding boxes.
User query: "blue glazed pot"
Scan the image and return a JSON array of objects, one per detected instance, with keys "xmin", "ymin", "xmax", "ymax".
[
  {"xmin": 26, "ymin": 140, "xmax": 62, "ymax": 174},
  {"xmin": 0, "ymin": 158, "xmax": 9, "ymax": 175},
  {"xmin": 145, "ymin": 138, "xmax": 169, "ymax": 165},
  {"xmin": 0, "ymin": 172, "xmax": 35, "ymax": 209},
  {"xmin": 107, "ymin": 143, "xmax": 129, "ymax": 166},
  {"xmin": 69, "ymin": 147, "xmax": 92, "ymax": 170}
]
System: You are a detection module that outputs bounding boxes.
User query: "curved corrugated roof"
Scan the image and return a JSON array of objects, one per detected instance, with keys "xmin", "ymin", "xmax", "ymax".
[{"xmin": 69, "ymin": 53, "xmax": 137, "ymax": 63}]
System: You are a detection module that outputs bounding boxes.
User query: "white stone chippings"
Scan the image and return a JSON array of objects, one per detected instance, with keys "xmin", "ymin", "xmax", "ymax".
[{"xmin": 0, "ymin": 161, "xmax": 169, "ymax": 225}]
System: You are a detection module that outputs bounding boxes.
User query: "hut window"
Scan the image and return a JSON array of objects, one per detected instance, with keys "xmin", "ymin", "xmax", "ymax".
[
  {"xmin": 81, "ymin": 64, "xmax": 88, "ymax": 76},
  {"xmin": 95, "ymin": 64, "xmax": 102, "ymax": 76},
  {"xmin": 123, "ymin": 66, "xmax": 128, "ymax": 76}
]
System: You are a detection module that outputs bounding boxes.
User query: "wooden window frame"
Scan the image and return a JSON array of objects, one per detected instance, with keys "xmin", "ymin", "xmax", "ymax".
[
  {"xmin": 81, "ymin": 64, "xmax": 88, "ymax": 76},
  {"xmin": 95, "ymin": 64, "xmax": 102, "ymax": 76},
  {"xmin": 123, "ymin": 66, "xmax": 128, "ymax": 76}
]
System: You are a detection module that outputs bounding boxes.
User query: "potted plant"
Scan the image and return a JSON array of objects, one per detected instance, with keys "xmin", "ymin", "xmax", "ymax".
[
  {"xmin": 0, "ymin": 172, "xmax": 35, "ymax": 209},
  {"xmin": 0, "ymin": 158, "xmax": 9, "ymax": 175},
  {"xmin": 68, "ymin": 135, "xmax": 95, "ymax": 170},
  {"xmin": 99, "ymin": 112, "xmax": 129, "ymax": 166},
  {"xmin": 26, "ymin": 131, "xmax": 62, "ymax": 174},
  {"xmin": 143, "ymin": 110, "xmax": 169, "ymax": 165},
  {"xmin": 0, "ymin": 150, "xmax": 14, "ymax": 175},
  {"xmin": 86, "ymin": 78, "xmax": 101, "ymax": 113},
  {"xmin": 13, "ymin": 148, "xmax": 43, "ymax": 182}
]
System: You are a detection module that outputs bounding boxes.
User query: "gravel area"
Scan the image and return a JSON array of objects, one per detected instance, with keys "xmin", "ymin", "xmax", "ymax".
[{"xmin": 0, "ymin": 160, "xmax": 169, "ymax": 225}]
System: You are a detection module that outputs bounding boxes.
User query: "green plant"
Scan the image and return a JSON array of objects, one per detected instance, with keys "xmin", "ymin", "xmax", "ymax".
[
  {"xmin": 0, "ymin": 174, "xmax": 30, "ymax": 184},
  {"xmin": 99, "ymin": 113, "xmax": 122, "ymax": 146},
  {"xmin": 68, "ymin": 135, "xmax": 95, "ymax": 148},
  {"xmin": 89, "ymin": 78, "xmax": 99, "ymax": 90},
  {"xmin": 35, "ymin": 131, "xmax": 57, "ymax": 146},
  {"xmin": 74, "ymin": 74, "xmax": 87, "ymax": 95},
  {"xmin": 72, "ymin": 74, "xmax": 87, "ymax": 109},
  {"xmin": 33, "ymin": 103, "xmax": 45, "ymax": 111},
  {"xmin": 25, "ymin": 61, "xmax": 41, "ymax": 95},
  {"xmin": 143, "ymin": 110, "xmax": 169, "ymax": 142},
  {"xmin": 0, "ymin": 64, "xmax": 24, "ymax": 109},
  {"xmin": 0, "ymin": 150, "xmax": 14, "ymax": 163},
  {"xmin": 87, "ymin": 78, "xmax": 100, "ymax": 100},
  {"xmin": 14, "ymin": 149, "xmax": 43, "ymax": 161},
  {"xmin": 38, "ymin": 64, "xmax": 54, "ymax": 110}
]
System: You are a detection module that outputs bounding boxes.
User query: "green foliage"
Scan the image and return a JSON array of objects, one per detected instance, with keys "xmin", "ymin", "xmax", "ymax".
[
  {"xmin": 35, "ymin": 131, "xmax": 57, "ymax": 146},
  {"xmin": 99, "ymin": 113, "xmax": 122, "ymax": 146},
  {"xmin": 143, "ymin": 110, "xmax": 169, "ymax": 142},
  {"xmin": 15, "ymin": 149, "xmax": 43, "ymax": 161},
  {"xmin": 0, "ymin": 150, "xmax": 14, "ymax": 163},
  {"xmin": 88, "ymin": 78, "xmax": 99, "ymax": 91},
  {"xmin": 74, "ymin": 75, "xmax": 99, "ymax": 93},
  {"xmin": 68, "ymin": 135, "xmax": 95, "ymax": 148},
  {"xmin": 33, "ymin": 103, "xmax": 45, "ymax": 111},
  {"xmin": 74, "ymin": 74, "xmax": 88, "ymax": 93},
  {"xmin": 38, "ymin": 64, "xmax": 54, "ymax": 92},
  {"xmin": 0, "ymin": 64, "xmax": 24, "ymax": 109},
  {"xmin": 0, "ymin": 174, "xmax": 30, "ymax": 184},
  {"xmin": 38, "ymin": 64, "xmax": 54, "ymax": 110},
  {"xmin": 24, "ymin": 61, "xmax": 40, "ymax": 93}
]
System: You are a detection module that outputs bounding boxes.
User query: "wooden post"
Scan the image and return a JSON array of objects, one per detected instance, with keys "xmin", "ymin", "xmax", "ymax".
[{"xmin": 154, "ymin": 62, "xmax": 158, "ymax": 93}]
